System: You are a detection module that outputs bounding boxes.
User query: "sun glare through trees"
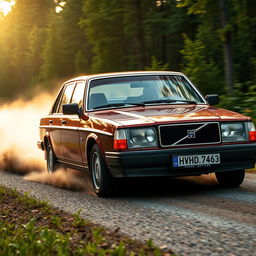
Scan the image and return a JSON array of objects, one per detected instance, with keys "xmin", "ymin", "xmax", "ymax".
[
  {"xmin": 0, "ymin": 0, "xmax": 14, "ymax": 16},
  {"xmin": 0, "ymin": 0, "xmax": 255, "ymax": 122}
]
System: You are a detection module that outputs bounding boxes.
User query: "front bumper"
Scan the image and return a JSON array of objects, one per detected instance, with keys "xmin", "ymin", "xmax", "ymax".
[{"xmin": 105, "ymin": 143, "xmax": 256, "ymax": 178}]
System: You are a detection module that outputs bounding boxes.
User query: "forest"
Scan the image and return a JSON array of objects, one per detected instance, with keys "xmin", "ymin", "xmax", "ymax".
[{"xmin": 0, "ymin": 0, "xmax": 255, "ymax": 121}]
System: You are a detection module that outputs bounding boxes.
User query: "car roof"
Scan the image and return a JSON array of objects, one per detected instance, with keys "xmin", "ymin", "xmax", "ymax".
[{"xmin": 64, "ymin": 71, "xmax": 185, "ymax": 84}]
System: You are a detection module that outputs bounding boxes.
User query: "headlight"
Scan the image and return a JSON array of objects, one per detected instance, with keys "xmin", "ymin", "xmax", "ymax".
[
  {"xmin": 248, "ymin": 122, "xmax": 255, "ymax": 132},
  {"xmin": 221, "ymin": 122, "xmax": 247, "ymax": 142},
  {"xmin": 128, "ymin": 127, "xmax": 158, "ymax": 148}
]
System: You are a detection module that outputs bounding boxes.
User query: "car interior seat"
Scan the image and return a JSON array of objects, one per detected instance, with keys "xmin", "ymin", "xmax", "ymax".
[
  {"xmin": 89, "ymin": 93, "xmax": 108, "ymax": 109},
  {"xmin": 142, "ymin": 84, "xmax": 159, "ymax": 102}
]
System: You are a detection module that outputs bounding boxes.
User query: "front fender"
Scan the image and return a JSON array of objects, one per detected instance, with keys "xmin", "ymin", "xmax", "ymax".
[{"xmin": 85, "ymin": 133, "xmax": 106, "ymax": 163}]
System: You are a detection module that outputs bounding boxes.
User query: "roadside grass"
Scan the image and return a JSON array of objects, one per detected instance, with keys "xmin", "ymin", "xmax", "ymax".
[{"xmin": 0, "ymin": 186, "xmax": 175, "ymax": 256}]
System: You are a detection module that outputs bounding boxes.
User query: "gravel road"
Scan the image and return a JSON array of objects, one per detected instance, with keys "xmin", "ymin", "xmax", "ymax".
[{"xmin": 0, "ymin": 171, "xmax": 255, "ymax": 256}]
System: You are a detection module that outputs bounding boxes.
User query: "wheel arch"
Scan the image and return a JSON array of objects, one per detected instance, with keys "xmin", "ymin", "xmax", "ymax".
[{"xmin": 86, "ymin": 133, "xmax": 105, "ymax": 168}]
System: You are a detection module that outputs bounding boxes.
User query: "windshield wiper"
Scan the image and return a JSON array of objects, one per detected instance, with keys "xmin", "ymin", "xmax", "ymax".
[
  {"xmin": 142, "ymin": 99, "xmax": 197, "ymax": 105},
  {"xmin": 93, "ymin": 102, "xmax": 145, "ymax": 110}
]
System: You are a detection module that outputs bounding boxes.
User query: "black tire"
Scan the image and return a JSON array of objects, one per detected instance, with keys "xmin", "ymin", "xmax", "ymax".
[
  {"xmin": 46, "ymin": 141, "xmax": 58, "ymax": 174},
  {"xmin": 215, "ymin": 170, "xmax": 245, "ymax": 187},
  {"xmin": 90, "ymin": 144, "xmax": 116, "ymax": 197}
]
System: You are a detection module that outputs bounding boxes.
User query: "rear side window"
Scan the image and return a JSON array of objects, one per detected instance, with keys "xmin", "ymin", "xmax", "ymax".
[
  {"xmin": 57, "ymin": 83, "xmax": 75, "ymax": 113},
  {"xmin": 52, "ymin": 87, "xmax": 65, "ymax": 114},
  {"xmin": 71, "ymin": 82, "xmax": 85, "ymax": 109}
]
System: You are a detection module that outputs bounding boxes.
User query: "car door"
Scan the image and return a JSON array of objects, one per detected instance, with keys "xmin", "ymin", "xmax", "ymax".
[
  {"xmin": 46, "ymin": 86, "xmax": 66, "ymax": 158},
  {"xmin": 61, "ymin": 81, "xmax": 85, "ymax": 164},
  {"xmin": 52, "ymin": 82, "xmax": 76, "ymax": 160}
]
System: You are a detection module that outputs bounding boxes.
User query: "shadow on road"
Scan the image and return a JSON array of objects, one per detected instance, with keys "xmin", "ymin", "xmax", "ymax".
[{"xmin": 111, "ymin": 174, "xmax": 227, "ymax": 198}]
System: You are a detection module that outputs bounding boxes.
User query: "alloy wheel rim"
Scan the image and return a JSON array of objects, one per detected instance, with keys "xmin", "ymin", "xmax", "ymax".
[{"xmin": 92, "ymin": 152, "xmax": 101, "ymax": 190}]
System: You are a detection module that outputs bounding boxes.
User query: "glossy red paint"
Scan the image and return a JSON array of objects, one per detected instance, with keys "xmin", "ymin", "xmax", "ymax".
[
  {"xmin": 38, "ymin": 71, "xmax": 256, "ymax": 191},
  {"xmin": 89, "ymin": 104, "xmax": 248, "ymax": 128}
]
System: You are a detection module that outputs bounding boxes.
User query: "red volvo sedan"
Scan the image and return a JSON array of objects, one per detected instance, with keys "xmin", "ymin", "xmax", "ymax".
[{"xmin": 38, "ymin": 71, "xmax": 256, "ymax": 197}]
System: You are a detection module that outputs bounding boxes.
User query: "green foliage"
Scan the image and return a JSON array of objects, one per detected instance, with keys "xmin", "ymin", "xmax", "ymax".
[
  {"xmin": 0, "ymin": 0, "xmax": 53, "ymax": 98},
  {"xmin": 181, "ymin": 33, "xmax": 223, "ymax": 95},
  {"xmin": 219, "ymin": 83, "xmax": 256, "ymax": 123},
  {"xmin": 111, "ymin": 241, "xmax": 126, "ymax": 256},
  {"xmin": 50, "ymin": 215, "xmax": 62, "ymax": 229},
  {"xmin": 58, "ymin": 0, "xmax": 91, "ymax": 75},
  {"xmin": 0, "ymin": 0, "xmax": 256, "ymax": 105},
  {"xmin": 0, "ymin": 218, "xmax": 71, "ymax": 256},
  {"xmin": 40, "ymin": 12, "xmax": 65, "ymax": 82},
  {"xmin": 75, "ymin": 50, "xmax": 91, "ymax": 74},
  {"xmin": 145, "ymin": 56, "xmax": 169, "ymax": 71},
  {"xmin": 179, "ymin": 0, "xmax": 256, "ymax": 92},
  {"xmin": 26, "ymin": 25, "xmax": 47, "ymax": 86},
  {"xmin": 0, "ymin": 186, "xmax": 173, "ymax": 255},
  {"xmin": 73, "ymin": 209, "xmax": 89, "ymax": 227},
  {"xmin": 177, "ymin": 0, "xmax": 208, "ymax": 15},
  {"xmin": 146, "ymin": 238, "xmax": 154, "ymax": 248},
  {"xmin": 17, "ymin": 191, "xmax": 49, "ymax": 210},
  {"xmin": 80, "ymin": 0, "xmax": 127, "ymax": 73}
]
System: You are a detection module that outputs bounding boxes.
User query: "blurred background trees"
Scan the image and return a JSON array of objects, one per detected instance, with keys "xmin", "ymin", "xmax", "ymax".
[{"xmin": 0, "ymin": 0, "xmax": 255, "ymax": 120}]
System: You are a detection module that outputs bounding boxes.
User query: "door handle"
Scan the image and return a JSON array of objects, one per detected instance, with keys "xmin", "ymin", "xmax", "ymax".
[
  {"xmin": 49, "ymin": 120, "xmax": 53, "ymax": 125},
  {"xmin": 62, "ymin": 120, "xmax": 67, "ymax": 125}
]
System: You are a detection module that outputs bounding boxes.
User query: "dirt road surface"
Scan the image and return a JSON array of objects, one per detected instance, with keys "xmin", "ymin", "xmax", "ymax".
[{"xmin": 0, "ymin": 171, "xmax": 255, "ymax": 256}]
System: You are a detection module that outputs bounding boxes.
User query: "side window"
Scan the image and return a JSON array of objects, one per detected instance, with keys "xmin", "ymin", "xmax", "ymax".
[
  {"xmin": 57, "ymin": 83, "xmax": 75, "ymax": 113},
  {"xmin": 52, "ymin": 87, "xmax": 65, "ymax": 114},
  {"xmin": 71, "ymin": 82, "xmax": 85, "ymax": 109}
]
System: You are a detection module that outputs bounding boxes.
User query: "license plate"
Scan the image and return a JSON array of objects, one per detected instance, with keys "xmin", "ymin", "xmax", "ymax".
[{"xmin": 173, "ymin": 154, "xmax": 220, "ymax": 167}]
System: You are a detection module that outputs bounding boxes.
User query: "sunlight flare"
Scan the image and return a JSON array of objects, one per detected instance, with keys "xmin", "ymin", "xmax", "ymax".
[{"xmin": 0, "ymin": 0, "xmax": 15, "ymax": 16}]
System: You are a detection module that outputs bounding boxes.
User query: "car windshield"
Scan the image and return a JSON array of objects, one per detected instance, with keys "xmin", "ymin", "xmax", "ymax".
[{"xmin": 87, "ymin": 75, "xmax": 205, "ymax": 110}]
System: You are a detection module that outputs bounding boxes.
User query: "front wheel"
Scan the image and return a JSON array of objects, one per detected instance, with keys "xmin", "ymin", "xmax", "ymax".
[
  {"xmin": 90, "ymin": 144, "xmax": 116, "ymax": 197},
  {"xmin": 46, "ymin": 142, "xmax": 58, "ymax": 174},
  {"xmin": 215, "ymin": 170, "xmax": 245, "ymax": 187}
]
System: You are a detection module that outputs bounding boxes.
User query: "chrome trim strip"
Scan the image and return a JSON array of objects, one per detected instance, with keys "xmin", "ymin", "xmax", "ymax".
[
  {"xmin": 39, "ymin": 125, "xmax": 113, "ymax": 136},
  {"xmin": 158, "ymin": 122, "xmax": 221, "ymax": 147},
  {"xmin": 39, "ymin": 125, "xmax": 78, "ymax": 131},
  {"xmin": 78, "ymin": 128, "xmax": 113, "ymax": 136},
  {"xmin": 172, "ymin": 123, "xmax": 208, "ymax": 146},
  {"xmin": 57, "ymin": 159, "xmax": 88, "ymax": 169}
]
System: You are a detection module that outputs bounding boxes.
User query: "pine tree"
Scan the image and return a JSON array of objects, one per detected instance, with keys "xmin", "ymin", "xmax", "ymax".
[
  {"xmin": 80, "ymin": 0, "xmax": 127, "ymax": 73},
  {"xmin": 40, "ymin": 12, "xmax": 65, "ymax": 82}
]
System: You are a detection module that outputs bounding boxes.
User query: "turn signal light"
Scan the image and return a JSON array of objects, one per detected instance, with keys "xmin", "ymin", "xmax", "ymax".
[
  {"xmin": 249, "ymin": 131, "xmax": 256, "ymax": 142},
  {"xmin": 114, "ymin": 139, "xmax": 127, "ymax": 150}
]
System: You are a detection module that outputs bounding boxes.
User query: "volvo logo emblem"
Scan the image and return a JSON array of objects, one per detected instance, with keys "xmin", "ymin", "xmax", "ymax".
[{"xmin": 187, "ymin": 130, "xmax": 196, "ymax": 139}]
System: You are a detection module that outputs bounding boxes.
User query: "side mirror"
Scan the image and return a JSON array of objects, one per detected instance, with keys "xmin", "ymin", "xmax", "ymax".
[
  {"xmin": 205, "ymin": 94, "xmax": 219, "ymax": 105},
  {"xmin": 63, "ymin": 103, "xmax": 81, "ymax": 116}
]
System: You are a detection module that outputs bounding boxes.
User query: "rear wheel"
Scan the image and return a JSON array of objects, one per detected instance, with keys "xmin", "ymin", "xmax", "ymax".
[
  {"xmin": 215, "ymin": 170, "xmax": 245, "ymax": 187},
  {"xmin": 46, "ymin": 142, "xmax": 58, "ymax": 174},
  {"xmin": 90, "ymin": 144, "xmax": 116, "ymax": 197}
]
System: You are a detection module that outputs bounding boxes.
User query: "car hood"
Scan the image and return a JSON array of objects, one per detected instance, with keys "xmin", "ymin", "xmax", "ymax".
[{"xmin": 90, "ymin": 104, "xmax": 248, "ymax": 127}]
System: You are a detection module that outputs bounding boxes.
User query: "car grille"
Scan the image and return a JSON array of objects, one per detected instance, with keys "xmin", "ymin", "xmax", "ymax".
[{"xmin": 159, "ymin": 122, "xmax": 221, "ymax": 147}]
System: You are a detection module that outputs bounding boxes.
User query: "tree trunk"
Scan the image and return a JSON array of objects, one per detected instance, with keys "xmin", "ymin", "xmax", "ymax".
[
  {"xmin": 160, "ymin": 0, "xmax": 167, "ymax": 63},
  {"xmin": 134, "ymin": 0, "xmax": 147, "ymax": 69},
  {"xmin": 219, "ymin": 0, "xmax": 233, "ymax": 92}
]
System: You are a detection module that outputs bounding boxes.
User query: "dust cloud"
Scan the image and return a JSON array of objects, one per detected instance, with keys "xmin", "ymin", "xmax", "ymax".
[
  {"xmin": 24, "ymin": 168, "xmax": 90, "ymax": 192},
  {"xmin": 0, "ymin": 94, "xmax": 89, "ymax": 192},
  {"xmin": 0, "ymin": 94, "xmax": 51, "ymax": 174}
]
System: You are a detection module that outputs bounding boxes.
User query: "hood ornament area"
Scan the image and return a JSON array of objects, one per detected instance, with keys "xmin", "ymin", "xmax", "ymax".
[{"xmin": 187, "ymin": 130, "xmax": 196, "ymax": 139}]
